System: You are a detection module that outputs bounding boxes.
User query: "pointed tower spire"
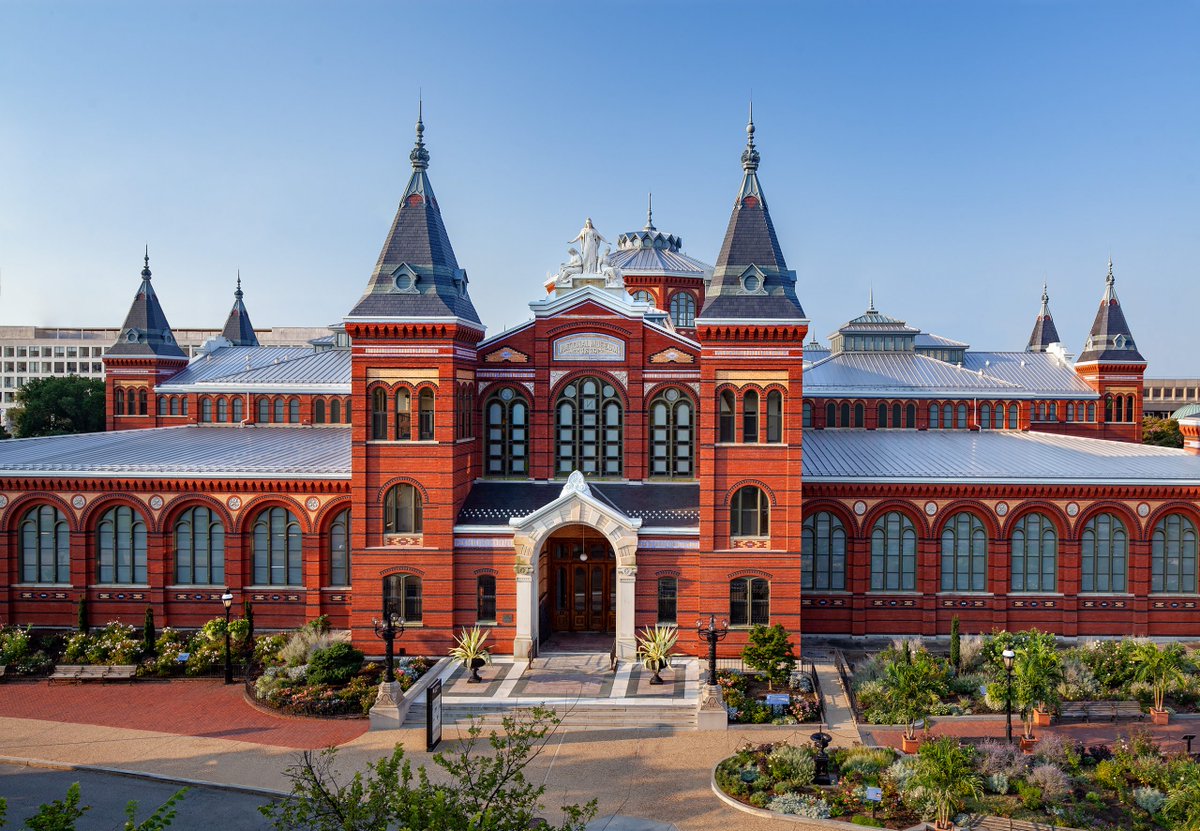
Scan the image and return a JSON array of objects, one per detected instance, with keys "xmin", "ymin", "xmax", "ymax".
[
  {"xmin": 346, "ymin": 103, "xmax": 481, "ymax": 326},
  {"xmin": 1026, "ymin": 280, "xmax": 1061, "ymax": 352},
  {"xmin": 106, "ymin": 248, "xmax": 186, "ymax": 358},
  {"xmin": 867, "ymin": 285, "xmax": 875, "ymax": 313},
  {"xmin": 644, "ymin": 192, "xmax": 655, "ymax": 231},
  {"xmin": 221, "ymin": 271, "xmax": 259, "ymax": 347},
  {"xmin": 1077, "ymin": 258, "xmax": 1144, "ymax": 363}
]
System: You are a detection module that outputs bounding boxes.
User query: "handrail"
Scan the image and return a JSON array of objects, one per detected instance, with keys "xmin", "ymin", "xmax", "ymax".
[{"xmin": 832, "ymin": 649, "xmax": 860, "ymax": 724}]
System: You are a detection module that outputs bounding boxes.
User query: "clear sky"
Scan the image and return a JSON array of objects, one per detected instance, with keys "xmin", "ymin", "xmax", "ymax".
[{"xmin": 1, "ymin": 1, "xmax": 1197, "ymax": 374}]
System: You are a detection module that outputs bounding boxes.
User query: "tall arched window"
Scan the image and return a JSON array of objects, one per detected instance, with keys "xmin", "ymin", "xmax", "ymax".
[
  {"xmin": 631, "ymin": 289, "xmax": 654, "ymax": 305},
  {"xmin": 730, "ymin": 577, "xmax": 769, "ymax": 626},
  {"xmin": 930, "ymin": 404, "xmax": 940, "ymax": 429},
  {"xmin": 157, "ymin": 395, "xmax": 167, "ymax": 414},
  {"xmin": 802, "ymin": 511, "xmax": 846, "ymax": 591},
  {"xmin": 956, "ymin": 404, "xmax": 968, "ymax": 429},
  {"xmin": 1010, "ymin": 403, "xmax": 1020, "ymax": 428},
  {"xmin": 669, "ymin": 292, "xmax": 696, "ymax": 327},
  {"xmin": 1081, "ymin": 513, "xmax": 1128, "ymax": 593},
  {"xmin": 174, "ymin": 506, "xmax": 225, "ymax": 585},
  {"xmin": 556, "ymin": 377, "xmax": 623, "ymax": 476},
  {"xmin": 871, "ymin": 511, "xmax": 917, "ymax": 592},
  {"xmin": 853, "ymin": 402, "xmax": 864, "ymax": 428},
  {"xmin": 384, "ymin": 483, "xmax": 423, "ymax": 535},
  {"xmin": 1151, "ymin": 514, "xmax": 1197, "ymax": 594},
  {"xmin": 1011, "ymin": 512, "xmax": 1057, "ymax": 592},
  {"xmin": 940, "ymin": 512, "xmax": 988, "ymax": 592},
  {"xmin": 743, "ymin": 390, "xmax": 759, "ymax": 443},
  {"xmin": 719, "ymin": 391, "xmax": 736, "ymax": 441},
  {"xmin": 943, "ymin": 403, "xmax": 952, "ymax": 428},
  {"xmin": 803, "ymin": 402, "xmax": 812, "ymax": 428},
  {"xmin": 657, "ymin": 576, "xmax": 678, "ymax": 624},
  {"xmin": 257, "ymin": 397, "xmax": 270, "ymax": 423},
  {"xmin": 418, "ymin": 389, "xmax": 435, "ymax": 440},
  {"xmin": 766, "ymin": 390, "xmax": 783, "ymax": 442},
  {"xmin": 314, "ymin": 399, "xmax": 326, "ymax": 424},
  {"xmin": 171, "ymin": 397, "xmax": 180, "ymax": 416},
  {"xmin": 485, "ymin": 388, "xmax": 529, "ymax": 477},
  {"xmin": 980, "ymin": 404, "xmax": 991, "ymax": 430},
  {"xmin": 330, "ymin": 398, "xmax": 342, "ymax": 424},
  {"xmin": 1066, "ymin": 403, "xmax": 1075, "ymax": 422},
  {"xmin": 200, "ymin": 398, "xmax": 213, "ymax": 423},
  {"xmin": 1104, "ymin": 395, "xmax": 1114, "ymax": 422},
  {"xmin": 97, "ymin": 505, "xmax": 147, "ymax": 584},
  {"xmin": 329, "ymin": 508, "xmax": 350, "ymax": 586},
  {"xmin": 371, "ymin": 388, "xmax": 388, "ymax": 440},
  {"xmin": 232, "ymin": 397, "xmax": 244, "ymax": 422},
  {"xmin": 649, "ymin": 389, "xmax": 694, "ymax": 477},
  {"xmin": 905, "ymin": 403, "xmax": 916, "ymax": 428},
  {"xmin": 892, "ymin": 403, "xmax": 902, "ymax": 427},
  {"xmin": 252, "ymin": 507, "xmax": 302, "ymax": 586},
  {"xmin": 114, "ymin": 388, "xmax": 125, "ymax": 415},
  {"xmin": 839, "ymin": 402, "xmax": 850, "ymax": 428},
  {"xmin": 127, "ymin": 390, "xmax": 137, "ymax": 415},
  {"xmin": 393, "ymin": 388, "xmax": 410, "ymax": 439},
  {"xmin": 273, "ymin": 398, "xmax": 285, "ymax": 423},
  {"xmin": 181, "ymin": 398, "xmax": 189, "ymax": 416},
  {"xmin": 20, "ymin": 505, "xmax": 69, "ymax": 583},
  {"xmin": 1086, "ymin": 402, "xmax": 1095, "ymax": 422},
  {"xmin": 288, "ymin": 398, "xmax": 300, "ymax": 423},
  {"xmin": 216, "ymin": 398, "xmax": 228, "ymax": 422},
  {"xmin": 877, "ymin": 403, "xmax": 888, "ymax": 428},
  {"xmin": 383, "ymin": 574, "xmax": 422, "ymax": 623},
  {"xmin": 476, "ymin": 575, "xmax": 497, "ymax": 623},
  {"xmin": 138, "ymin": 389, "xmax": 148, "ymax": 415},
  {"xmin": 825, "ymin": 402, "xmax": 836, "ymax": 427},
  {"xmin": 730, "ymin": 486, "xmax": 769, "ymax": 538}
]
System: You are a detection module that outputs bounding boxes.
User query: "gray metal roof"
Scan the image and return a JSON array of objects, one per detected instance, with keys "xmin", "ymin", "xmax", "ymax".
[
  {"xmin": 458, "ymin": 481, "xmax": 700, "ymax": 527},
  {"xmin": 159, "ymin": 346, "xmax": 317, "ymax": 388},
  {"xmin": 915, "ymin": 332, "xmax": 969, "ymax": 349},
  {"xmin": 199, "ymin": 348, "xmax": 350, "ymax": 387},
  {"xmin": 0, "ymin": 426, "xmax": 350, "ymax": 479},
  {"xmin": 961, "ymin": 352, "xmax": 1095, "ymax": 396},
  {"xmin": 608, "ymin": 246, "xmax": 712, "ymax": 276},
  {"xmin": 803, "ymin": 428, "xmax": 1200, "ymax": 485}
]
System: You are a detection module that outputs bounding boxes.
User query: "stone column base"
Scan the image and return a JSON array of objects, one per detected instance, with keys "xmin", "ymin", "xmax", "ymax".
[
  {"xmin": 696, "ymin": 683, "xmax": 728, "ymax": 731},
  {"xmin": 368, "ymin": 680, "xmax": 406, "ymax": 730}
]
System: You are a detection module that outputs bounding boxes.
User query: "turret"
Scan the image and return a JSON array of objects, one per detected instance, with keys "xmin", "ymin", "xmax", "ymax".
[
  {"xmin": 220, "ymin": 274, "xmax": 259, "ymax": 347},
  {"xmin": 1026, "ymin": 283, "xmax": 1061, "ymax": 352},
  {"xmin": 1074, "ymin": 260, "xmax": 1146, "ymax": 442}
]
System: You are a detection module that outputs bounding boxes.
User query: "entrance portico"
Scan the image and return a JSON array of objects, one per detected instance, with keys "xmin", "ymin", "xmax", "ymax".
[{"xmin": 509, "ymin": 472, "xmax": 642, "ymax": 660}]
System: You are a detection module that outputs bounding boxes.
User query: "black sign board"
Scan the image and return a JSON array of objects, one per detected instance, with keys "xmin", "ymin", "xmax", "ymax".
[{"xmin": 426, "ymin": 678, "xmax": 443, "ymax": 751}]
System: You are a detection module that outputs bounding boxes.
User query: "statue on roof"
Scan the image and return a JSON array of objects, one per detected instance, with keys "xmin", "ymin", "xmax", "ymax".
[{"xmin": 567, "ymin": 218, "xmax": 609, "ymax": 274}]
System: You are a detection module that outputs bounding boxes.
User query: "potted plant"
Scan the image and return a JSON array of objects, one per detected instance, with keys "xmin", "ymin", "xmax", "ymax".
[
  {"xmin": 449, "ymin": 625, "xmax": 491, "ymax": 683},
  {"xmin": 1134, "ymin": 641, "xmax": 1191, "ymax": 725},
  {"xmin": 911, "ymin": 736, "xmax": 982, "ymax": 831},
  {"xmin": 883, "ymin": 649, "xmax": 947, "ymax": 754},
  {"xmin": 635, "ymin": 624, "xmax": 677, "ymax": 685},
  {"xmin": 1013, "ymin": 638, "xmax": 1062, "ymax": 749}
]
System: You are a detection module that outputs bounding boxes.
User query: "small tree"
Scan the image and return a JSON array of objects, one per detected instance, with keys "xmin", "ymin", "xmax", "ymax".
[
  {"xmin": 1133, "ymin": 641, "xmax": 1192, "ymax": 713},
  {"xmin": 949, "ymin": 616, "xmax": 961, "ymax": 673},
  {"xmin": 76, "ymin": 596, "xmax": 89, "ymax": 635},
  {"xmin": 1012, "ymin": 638, "xmax": 1063, "ymax": 738},
  {"xmin": 142, "ymin": 607, "xmax": 157, "ymax": 658},
  {"xmin": 884, "ymin": 649, "xmax": 948, "ymax": 741},
  {"xmin": 912, "ymin": 737, "xmax": 982, "ymax": 830},
  {"xmin": 741, "ymin": 623, "xmax": 796, "ymax": 691}
]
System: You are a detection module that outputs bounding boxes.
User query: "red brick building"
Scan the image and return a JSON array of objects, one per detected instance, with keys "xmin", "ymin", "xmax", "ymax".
[{"xmin": 3, "ymin": 113, "xmax": 1199, "ymax": 658}]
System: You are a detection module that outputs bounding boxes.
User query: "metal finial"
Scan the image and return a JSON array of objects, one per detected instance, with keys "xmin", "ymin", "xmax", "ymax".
[
  {"xmin": 235, "ymin": 270, "xmax": 243, "ymax": 299},
  {"xmin": 868, "ymin": 285, "xmax": 875, "ymax": 312},
  {"xmin": 645, "ymin": 192, "xmax": 655, "ymax": 231},
  {"xmin": 141, "ymin": 245, "xmax": 152, "ymax": 281},
  {"xmin": 1106, "ymin": 257, "xmax": 1114, "ymax": 286},
  {"xmin": 410, "ymin": 97, "xmax": 429, "ymax": 171}
]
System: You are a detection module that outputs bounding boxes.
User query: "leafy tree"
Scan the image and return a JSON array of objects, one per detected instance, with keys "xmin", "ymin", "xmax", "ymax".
[
  {"xmin": 883, "ymin": 649, "xmax": 948, "ymax": 741},
  {"xmin": 0, "ymin": 422, "xmax": 10, "ymax": 440},
  {"xmin": 1012, "ymin": 638, "xmax": 1063, "ymax": 738},
  {"xmin": 1143, "ymin": 416, "xmax": 1184, "ymax": 448},
  {"xmin": 0, "ymin": 782, "xmax": 185, "ymax": 830},
  {"xmin": 949, "ymin": 616, "xmax": 961, "ymax": 673},
  {"xmin": 911, "ymin": 737, "xmax": 982, "ymax": 830},
  {"xmin": 741, "ymin": 623, "xmax": 796, "ymax": 691},
  {"xmin": 261, "ymin": 706, "xmax": 595, "ymax": 831},
  {"xmin": 9, "ymin": 376, "xmax": 105, "ymax": 438},
  {"xmin": 1133, "ymin": 641, "xmax": 1193, "ymax": 712}
]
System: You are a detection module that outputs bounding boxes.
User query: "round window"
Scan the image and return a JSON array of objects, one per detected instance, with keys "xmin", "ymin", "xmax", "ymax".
[
  {"xmin": 563, "ymin": 384, "xmax": 577, "ymax": 398},
  {"xmin": 665, "ymin": 388, "xmax": 680, "ymax": 402},
  {"xmin": 743, "ymin": 275, "xmax": 760, "ymax": 292},
  {"xmin": 603, "ymin": 385, "xmax": 615, "ymax": 397},
  {"xmin": 499, "ymin": 387, "xmax": 514, "ymax": 401}
]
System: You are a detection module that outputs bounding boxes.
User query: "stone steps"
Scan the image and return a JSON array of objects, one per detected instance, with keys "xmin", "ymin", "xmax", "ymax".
[{"xmin": 405, "ymin": 701, "xmax": 697, "ymax": 730}]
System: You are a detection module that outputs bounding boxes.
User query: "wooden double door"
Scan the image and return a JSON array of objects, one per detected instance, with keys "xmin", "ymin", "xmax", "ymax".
[{"xmin": 548, "ymin": 531, "xmax": 616, "ymax": 634}]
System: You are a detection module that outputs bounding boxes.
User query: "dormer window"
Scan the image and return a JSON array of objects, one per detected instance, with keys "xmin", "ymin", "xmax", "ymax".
[
  {"xmin": 125, "ymin": 329, "xmax": 140, "ymax": 343},
  {"xmin": 1115, "ymin": 334, "xmax": 1127, "ymax": 349},
  {"xmin": 391, "ymin": 264, "xmax": 419, "ymax": 294},
  {"xmin": 739, "ymin": 266, "xmax": 767, "ymax": 295}
]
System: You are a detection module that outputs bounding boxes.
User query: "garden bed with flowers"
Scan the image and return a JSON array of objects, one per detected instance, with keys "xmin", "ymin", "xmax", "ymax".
[
  {"xmin": 0, "ymin": 624, "xmax": 57, "ymax": 677},
  {"xmin": 717, "ymin": 669, "xmax": 821, "ymax": 724}
]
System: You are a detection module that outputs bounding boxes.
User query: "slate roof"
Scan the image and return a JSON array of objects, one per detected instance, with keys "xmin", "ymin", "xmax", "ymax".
[
  {"xmin": 1077, "ymin": 262, "xmax": 1145, "ymax": 364},
  {"xmin": 105, "ymin": 253, "xmax": 187, "ymax": 359},
  {"xmin": 0, "ymin": 426, "xmax": 350, "ymax": 479},
  {"xmin": 220, "ymin": 278, "xmax": 259, "ymax": 347},
  {"xmin": 1026, "ymin": 285, "xmax": 1061, "ymax": 352},
  {"xmin": 803, "ymin": 428, "xmax": 1200, "ymax": 485},
  {"xmin": 457, "ymin": 482, "xmax": 700, "ymax": 527}
]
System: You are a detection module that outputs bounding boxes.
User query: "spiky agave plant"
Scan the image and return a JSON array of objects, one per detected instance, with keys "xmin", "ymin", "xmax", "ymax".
[
  {"xmin": 635, "ymin": 624, "xmax": 678, "ymax": 684},
  {"xmin": 449, "ymin": 625, "xmax": 491, "ymax": 683}
]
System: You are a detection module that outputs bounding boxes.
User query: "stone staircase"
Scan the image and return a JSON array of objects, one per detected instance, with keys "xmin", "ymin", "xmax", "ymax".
[{"xmin": 405, "ymin": 698, "xmax": 698, "ymax": 731}]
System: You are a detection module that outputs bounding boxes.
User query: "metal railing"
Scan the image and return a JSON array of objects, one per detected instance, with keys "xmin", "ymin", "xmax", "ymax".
[{"xmin": 832, "ymin": 649, "xmax": 860, "ymax": 724}]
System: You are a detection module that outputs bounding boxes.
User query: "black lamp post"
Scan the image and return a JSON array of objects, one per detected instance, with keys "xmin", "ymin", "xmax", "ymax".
[
  {"xmin": 373, "ymin": 611, "xmax": 405, "ymax": 684},
  {"xmin": 695, "ymin": 614, "xmax": 729, "ymax": 686},
  {"xmin": 1002, "ymin": 648, "xmax": 1016, "ymax": 744},
  {"xmin": 221, "ymin": 591, "xmax": 235, "ymax": 685}
]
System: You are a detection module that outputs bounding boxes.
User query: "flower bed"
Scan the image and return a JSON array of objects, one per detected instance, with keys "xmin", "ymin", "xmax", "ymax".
[
  {"xmin": 717, "ymin": 669, "xmax": 821, "ymax": 724},
  {"xmin": 0, "ymin": 624, "xmax": 57, "ymax": 676}
]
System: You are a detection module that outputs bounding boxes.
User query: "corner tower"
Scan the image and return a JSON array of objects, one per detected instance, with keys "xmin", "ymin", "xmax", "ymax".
[
  {"xmin": 342, "ymin": 107, "xmax": 485, "ymax": 654},
  {"xmin": 103, "ymin": 250, "xmax": 188, "ymax": 431},
  {"xmin": 694, "ymin": 110, "xmax": 808, "ymax": 652},
  {"xmin": 220, "ymin": 275, "xmax": 259, "ymax": 347},
  {"xmin": 1075, "ymin": 260, "xmax": 1146, "ymax": 442},
  {"xmin": 1026, "ymin": 283, "xmax": 1061, "ymax": 352}
]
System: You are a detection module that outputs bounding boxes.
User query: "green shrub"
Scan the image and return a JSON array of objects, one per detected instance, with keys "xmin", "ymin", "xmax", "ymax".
[
  {"xmin": 741, "ymin": 623, "xmax": 796, "ymax": 690},
  {"xmin": 1016, "ymin": 781, "xmax": 1043, "ymax": 810},
  {"xmin": 767, "ymin": 793, "xmax": 830, "ymax": 818},
  {"xmin": 949, "ymin": 616, "xmax": 961, "ymax": 672},
  {"xmin": 840, "ymin": 747, "xmax": 896, "ymax": 778},
  {"xmin": 1132, "ymin": 786, "xmax": 1165, "ymax": 814},
  {"xmin": 307, "ymin": 642, "xmax": 364, "ymax": 686},
  {"xmin": 62, "ymin": 621, "xmax": 142, "ymax": 665},
  {"xmin": 767, "ymin": 744, "xmax": 814, "ymax": 786},
  {"xmin": 850, "ymin": 816, "xmax": 885, "ymax": 828}
]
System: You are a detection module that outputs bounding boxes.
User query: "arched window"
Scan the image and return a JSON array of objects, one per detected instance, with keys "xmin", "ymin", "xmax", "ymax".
[
  {"xmin": 273, "ymin": 398, "xmax": 285, "ymax": 423},
  {"xmin": 853, "ymin": 402, "xmax": 864, "ymax": 428},
  {"xmin": 138, "ymin": 389, "xmax": 147, "ymax": 415},
  {"xmin": 1104, "ymin": 394, "xmax": 1114, "ymax": 422},
  {"xmin": 1066, "ymin": 403, "xmax": 1075, "ymax": 422},
  {"xmin": 1010, "ymin": 403, "xmax": 1019, "ymax": 428},
  {"xmin": 19, "ymin": 505, "xmax": 69, "ymax": 583},
  {"xmin": 97, "ymin": 505, "xmax": 147, "ymax": 584},
  {"xmin": 802, "ymin": 511, "xmax": 846, "ymax": 591},
  {"xmin": 329, "ymin": 509, "xmax": 350, "ymax": 586},
  {"xmin": 114, "ymin": 388, "xmax": 125, "ymax": 415},
  {"xmin": 730, "ymin": 486, "xmax": 769, "ymax": 538},
  {"xmin": 288, "ymin": 398, "xmax": 300, "ymax": 423},
  {"xmin": 905, "ymin": 403, "xmax": 916, "ymax": 428},
  {"xmin": 669, "ymin": 292, "xmax": 696, "ymax": 327},
  {"xmin": 384, "ymin": 483, "xmax": 423, "ymax": 535},
  {"xmin": 485, "ymin": 388, "xmax": 529, "ymax": 477},
  {"xmin": 1012, "ymin": 512, "xmax": 1057, "ymax": 592},
  {"xmin": 157, "ymin": 395, "xmax": 167, "ymax": 413},
  {"xmin": 200, "ymin": 398, "xmax": 213, "ymax": 423},
  {"xmin": 942, "ymin": 403, "xmax": 952, "ymax": 428},
  {"xmin": 657, "ymin": 576, "xmax": 677, "ymax": 624},
  {"xmin": 743, "ymin": 390, "xmax": 759, "ymax": 443},
  {"xmin": 127, "ymin": 390, "xmax": 137, "ymax": 415},
  {"xmin": 940, "ymin": 512, "xmax": 988, "ymax": 592},
  {"xmin": 216, "ymin": 398, "xmax": 228, "ymax": 423},
  {"xmin": 231, "ymin": 397, "xmax": 243, "ymax": 422},
  {"xmin": 980, "ymin": 404, "xmax": 991, "ymax": 430},
  {"xmin": 649, "ymin": 389, "xmax": 694, "ymax": 477},
  {"xmin": 418, "ymin": 389, "xmax": 435, "ymax": 440},
  {"xmin": 476, "ymin": 575, "xmax": 497, "ymax": 623},
  {"xmin": 393, "ymin": 388, "xmax": 410, "ymax": 439},
  {"xmin": 803, "ymin": 402, "xmax": 812, "ymax": 428},
  {"xmin": 877, "ymin": 403, "xmax": 888, "ymax": 428},
  {"xmin": 174, "ymin": 506, "xmax": 225, "ymax": 585},
  {"xmin": 1086, "ymin": 402, "xmax": 1095, "ymax": 422},
  {"xmin": 730, "ymin": 577, "xmax": 769, "ymax": 626},
  {"xmin": 766, "ymin": 390, "xmax": 783, "ymax": 442},
  {"xmin": 825, "ymin": 402, "xmax": 836, "ymax": 427},
  {"xmin": 1081, "ymin": 512, "xmax": 1128, "ymax": 593},
  {"xmin": 371, "ymin": 387, "xmax": 388, "ymax": 440},
  {"xmin": 719, "ymin": 391, "xmax": 736, "ymax": 441},
  {"xmin": 956, "ymin": 404, "xmax": 967, "ymax": 429},
  {"xmin": 170, "ymin": 397, "xmax": 180, "ymax": 416},
  {"xmin": 383, "ymin": 574, "xmax": 422, "ymax": 623},
  {"xmin": 892, "ymin": 403, "xmax": 902, "ymax": 427},
  {"xmin": 181, "ymin": 398, "xmax": 189, "ymax": 416},
  {"xmin": 871, "ymin": 511, "xmax": 917, "ymax": 592},
  {"xmin": 330, "ymin": 398, "xmax": 342, "ymax": 424},
  {"xmin": 252, "ymin": 507, "xmax": 302, "ymax": 586},
  {"xmin": 257, "ymin": 397, "xmax": 270, "ymax": 423},
  {"xmin": 556, "ymin": 377, "xmax": 623, "ymax": 476},
  {"xmin": 631, "ymin": 289, "xmax": 654, "ymax": 305},
  {"xmin": 1048, "ymin": 402, "xmax": 1058, "ymax": 422},
  {"xmin": 930, "ymin": 404, "xmax": 940, "ymax": 429},
  {"xmin": 1151, "ymin": 514, "xmax": 1197, "ymax": 594},
  {"xmin": 839, "ymin": 402, "xmax": 850, "ymax": 428},
  {"xmin": 314, "ymin": 399, "xmax": 326, "ymax": 424}
]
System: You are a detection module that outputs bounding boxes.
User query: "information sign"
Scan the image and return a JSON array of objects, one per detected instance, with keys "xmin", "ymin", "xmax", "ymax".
[{"xmin": 426, "ymin": 678, "xmax": 443, "ymax": 751}]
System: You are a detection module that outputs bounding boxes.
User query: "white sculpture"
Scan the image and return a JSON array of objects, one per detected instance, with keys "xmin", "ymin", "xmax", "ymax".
[{"xmin": 567, "ymin": 218, "xmax": 609, "ymax": 274}]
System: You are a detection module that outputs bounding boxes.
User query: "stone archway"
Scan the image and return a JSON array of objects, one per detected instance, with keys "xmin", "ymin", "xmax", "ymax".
[{"xmin": 509, "ymin": 472, "xmax": 641, "ymax": 660}]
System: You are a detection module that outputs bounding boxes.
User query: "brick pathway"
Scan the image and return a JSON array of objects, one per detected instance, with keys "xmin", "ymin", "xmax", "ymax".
[
  {"xmin": 0, "ymin": 680, "xmax": 367, "ymax": 749},
  {"xmin": 866, "ymin": 715, "xmax": 1199, "ymax": 754}
]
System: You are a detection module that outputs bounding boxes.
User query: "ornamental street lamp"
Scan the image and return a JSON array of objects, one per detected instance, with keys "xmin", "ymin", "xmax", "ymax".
[
  {"xmin": 695, "ymin": 614, "xmax": 729, "ymax": 687},
  {"xmin": 221, "ymin": 591, "xmax": 235, "ymax": 685},
  {"xmin": 1002, "ymin": 648, "xmax": 1016, "ymax": 744},
  {"xmin": 373, "ymin": 611, "xmax": 405, "ymax": 683}
]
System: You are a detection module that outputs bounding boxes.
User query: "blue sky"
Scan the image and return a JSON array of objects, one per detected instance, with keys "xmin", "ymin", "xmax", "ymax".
[{"xmin": 1, "ymin": 1, "xmax": 1197, "ymax": 374}]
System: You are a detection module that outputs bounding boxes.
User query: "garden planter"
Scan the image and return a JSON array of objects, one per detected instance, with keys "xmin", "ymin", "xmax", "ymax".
[
  {"xmin": 934, "ymin": 821, "xmax": 955, "ymax": 831},
  {"xmin": 901, "ymin": 735, "xmax": 920, "ymax": 754},
  {"xmin": 467, "ymin": 657, "xmax": 486, "ymax": 683},
  {"xmin": 1150, "ymin": 707, "xmax": 1169, "ymax": 725},
  {"xmin": 1020, "ymin": 736, "xmax": 1040, "ymax": 753},
  {"xmin": 1033, "ymin": 708, "xmax": 1052, "ymax": 727},
  {"xmin": 649, "ymin": 659, "xmax": 666, "ymax": 685}
]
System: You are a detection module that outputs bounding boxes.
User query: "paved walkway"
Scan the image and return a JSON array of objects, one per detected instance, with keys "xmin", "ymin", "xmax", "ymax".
[{"xmin": 804, "ymin": 649, "xmax": 862, "ymax": 747}]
